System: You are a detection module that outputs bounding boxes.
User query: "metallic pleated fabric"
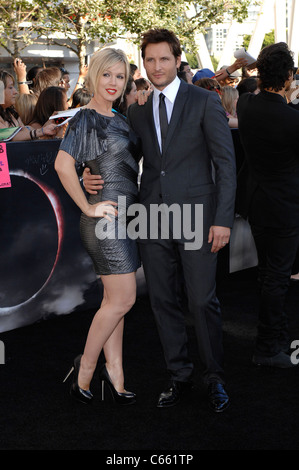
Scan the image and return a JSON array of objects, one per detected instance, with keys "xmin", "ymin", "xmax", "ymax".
[{"xmin": 60, "ymin": 109, "xmax": 141, "ymax": 275}]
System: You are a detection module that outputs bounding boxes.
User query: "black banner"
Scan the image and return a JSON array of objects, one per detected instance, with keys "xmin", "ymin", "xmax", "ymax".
[{"xmin": 0, "ymin": 139, "xmax": 145, "ymax": 333}]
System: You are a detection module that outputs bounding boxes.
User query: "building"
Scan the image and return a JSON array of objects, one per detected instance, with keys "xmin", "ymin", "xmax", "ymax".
[{"xmin": 205, "ymin": 3, "xmax": 260, "ymax": 60}]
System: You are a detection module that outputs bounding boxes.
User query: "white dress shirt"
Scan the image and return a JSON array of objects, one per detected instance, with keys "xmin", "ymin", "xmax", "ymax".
[{"xmin": 153, "ymin": 76, "xmax": 181, "ymax": 151}]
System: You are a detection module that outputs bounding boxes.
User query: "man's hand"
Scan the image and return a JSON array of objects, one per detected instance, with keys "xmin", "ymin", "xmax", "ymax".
[
  {"xmin": 208, "ymin": 226, "xmax": 230, "ymax": 253},
  {"xmin": 82, "ymin": 167, "xmax": 104, "ymax": 194},
  {"xmin": 136, "ymin": 88, "xmax": 152, "ymax": 106}
]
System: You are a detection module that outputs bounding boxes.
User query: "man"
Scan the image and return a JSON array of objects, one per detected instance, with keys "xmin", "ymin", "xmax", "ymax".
[
  {"xmin": 178, "ymin": 61, "xmax": 194, "ymax": 84},
  {"xmin": 84, "ymin": 29, "xmax": 236, "ymax": 412},
  {"xmin": 60, "ymin": 67, "xmax": 71, "ymax": 92},
  {"xmin": 237, "ymin": 42, "xmax": 299, "ymax": 368}
]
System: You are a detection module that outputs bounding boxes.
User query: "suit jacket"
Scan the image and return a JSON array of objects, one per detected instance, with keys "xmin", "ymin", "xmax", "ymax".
[
  {"xmin": 237, "ymin": 91, "xmax": 299, "ymax": 227},
  {"xmin": 127, "ymin": 80, "xmax": 236, "ymax": 244}
]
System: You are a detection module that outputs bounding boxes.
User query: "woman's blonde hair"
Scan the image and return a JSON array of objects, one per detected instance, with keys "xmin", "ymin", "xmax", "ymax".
[
  {"xmin": 0, "ymin": 70, "xmax": 15, "ymax": 89},
  {"xmin": 15, "ymin": 93, "xmax": 38, "ymax": 125},
  {"xmin": 33, "ymin": 67, "xmax": 62, "ymax": 96},
  {"xmin": 221, "ymin": 86, "xmax": 239, "ymax": 117},
  {"xmin": 85, "ymin": 48, "xmax": 130, "ymax": 97}
]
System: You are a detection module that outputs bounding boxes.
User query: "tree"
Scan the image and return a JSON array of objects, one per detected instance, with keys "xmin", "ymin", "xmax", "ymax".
[
  {"xmin": 99, "ymin": 0, "xmax": 253, "ymax": 52},
  {"xmin": 0, "ymin": 0, "xmax": 43, "ymax": 58},
  {"xmin": 1, "ymin": 0, "xmax": 252, "ymax": 68},
  {"xmin": 34, "ymin": 0, "xmax": 123, "ymax": 68}
]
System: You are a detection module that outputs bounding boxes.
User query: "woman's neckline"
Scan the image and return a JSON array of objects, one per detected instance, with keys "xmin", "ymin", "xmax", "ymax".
[{"xmin": 82, "ymin": 105, "xmax": 115, "ymax": 118}]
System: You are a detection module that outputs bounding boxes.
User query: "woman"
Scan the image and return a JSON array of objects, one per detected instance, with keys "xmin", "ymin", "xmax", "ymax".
[
  {"xmin": 71, "ymin": 87, "xmax": 92, "ymax": 108},
  {"xmin": 29, "ymin": 86, "xmax": 68, "ymax": 138},
  {"xmin": 0, "ymin": 70, "xmax": 57, "ymax": 140},
  {"xmin": 60, "ymin": 67, "xmax": 71, "ymax": 93},
  {"xmin": 0, "ymin": 70, "xmax": 23, "ymax": 128},
  {"xmin": 113, "ymin": 75, "xmax": 137, "ymax": 115},
  {"xmin": 55, "ymin": 48, "xmax": 140, "ymax": 405},
  {"xmin": 221, "ymin": 85, "xmax": 239, "ymax": 128},
  {"xmin": 134, "ymin": 77, "xmax": 150, "ymax": 92},
  {"xmin": 194, "ymin": 77, "xmax": 222, "ymax": 95},
  {"xmin": 33, "ymin": 66, "xmax": 63, "ymax": 97},
  {"xmin": 15, "ymin": 93, "xmax": 38, "ymax": 126}
]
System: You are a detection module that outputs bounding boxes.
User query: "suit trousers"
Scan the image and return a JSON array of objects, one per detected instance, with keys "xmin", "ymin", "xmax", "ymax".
[
  {"xmin": 139, "ymin": 238, "xmax": 225, "ymax": 386},
  {"xmin": 251, "ymin": 224, "xmax": 299, "ymax": 356}
]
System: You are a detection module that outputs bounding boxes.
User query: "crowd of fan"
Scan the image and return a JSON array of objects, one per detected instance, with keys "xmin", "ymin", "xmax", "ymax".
[
  {"xmin": 0, "ymin": 59, "xmax": 91, "ymax": 140},
  {"xmin": 1, "ymin": 52, "xmax": 299, "ymax": 141},
  {"xmin": 0, "ymin": 52, "xmax": 287, "ymax": 143}
]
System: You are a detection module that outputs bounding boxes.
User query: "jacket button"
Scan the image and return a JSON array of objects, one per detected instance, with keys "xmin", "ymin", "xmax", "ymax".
[{"xmin": 161, "ymin": 171, "xmax": 166, "ymax": 176}]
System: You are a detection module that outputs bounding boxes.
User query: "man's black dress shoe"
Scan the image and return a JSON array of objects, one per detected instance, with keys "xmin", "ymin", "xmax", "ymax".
[
  {"xmin": 157, "ymin": 380, "xmax": 192, "ymax": 408},
  {"xmin": 207, "ymin": 382, "xmax": 229, "ymax": 413}
]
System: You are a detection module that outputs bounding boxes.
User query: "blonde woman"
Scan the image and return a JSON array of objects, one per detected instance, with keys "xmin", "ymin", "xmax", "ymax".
[
  {"xmin": 33, "ymin": 67, "xmax": 63, "ymax": 97},
  {"xmin": 15, "ymin": 93, "xmax": 38, "ymax": 126},
  {"xmin": 221, "ymin": 85, "xmax": 239, "ymax": 128},
  {"xmin": 55, "ymin": 48, "xmax": 140, "ymax": 405}
]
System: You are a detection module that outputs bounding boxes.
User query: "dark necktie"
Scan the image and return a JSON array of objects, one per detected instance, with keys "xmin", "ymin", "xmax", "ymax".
[{"xmin": 159, "ymin": 93, "xmax": 168, "ymax": 152}]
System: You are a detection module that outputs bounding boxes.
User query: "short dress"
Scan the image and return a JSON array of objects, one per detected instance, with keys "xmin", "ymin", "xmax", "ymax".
[{"xmin": 59, "ymin": 108, "xmax": 141, "ymax": 275}]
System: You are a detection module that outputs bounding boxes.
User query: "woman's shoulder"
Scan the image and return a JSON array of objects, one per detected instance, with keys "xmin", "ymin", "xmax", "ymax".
[{"xmin": 67, "ymin": 108, "xmax": 109, "ymax": 137}]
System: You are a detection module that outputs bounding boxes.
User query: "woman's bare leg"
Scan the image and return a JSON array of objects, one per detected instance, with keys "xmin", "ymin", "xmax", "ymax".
[
  {"xmin": 78, "ymin": 272, "xmax": 136, "ymax": 390},
  {"xmin": 103, "ymin": 318, "xmax": 125, "ymax": 391}
]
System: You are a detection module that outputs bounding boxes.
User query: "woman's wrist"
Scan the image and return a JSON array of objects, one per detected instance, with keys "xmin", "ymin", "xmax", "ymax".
[
  {"xmin": 83, "ymin": 202, "xmax": 92, "ymax": 217},
  {"xmin": 29, "ymin": 127, "xmax": 44, "ymax": 140},
  {"xmin": 29, "ymin": 128, "xmax": 37, "ymax": 140},
  {"xmin": 18, "ymin": 80, "xmax": 32, "ymax": 85}
]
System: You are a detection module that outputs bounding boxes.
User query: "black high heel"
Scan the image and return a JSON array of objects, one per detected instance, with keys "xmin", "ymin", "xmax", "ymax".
[
  {"xmin": 63, "ymin": 354, "xmax": 93, "ymax": 404},
  {"xmin": 99, "ymin": 364, "xmax": 136, "ymax": 405}
]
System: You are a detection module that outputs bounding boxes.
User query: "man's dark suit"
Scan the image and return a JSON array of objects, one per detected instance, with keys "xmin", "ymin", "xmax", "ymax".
[
  {"xmin": 127, "ymin": 80, "xmax": 236, "ymax": 385},
  {"xmin": 237, "ymin": 91, "xmax": 299, "ymax": 357}
]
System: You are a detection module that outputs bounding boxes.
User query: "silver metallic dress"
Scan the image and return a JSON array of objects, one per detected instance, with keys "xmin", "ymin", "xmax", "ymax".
[{"xmin": 59, "ymin": 108, "xmax": 141, "ymax": 275}]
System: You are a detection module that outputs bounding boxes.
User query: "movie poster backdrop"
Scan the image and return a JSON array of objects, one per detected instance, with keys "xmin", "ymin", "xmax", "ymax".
[{"xmin": 0, "ymin": 139, "xmax": 145, "ymax": 333}]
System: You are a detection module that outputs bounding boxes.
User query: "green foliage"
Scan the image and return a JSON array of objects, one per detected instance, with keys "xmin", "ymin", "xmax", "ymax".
[
  {"xmin": 210, "ymin": 55, "xmax": 219, "ymax": 71},
  {"xmin": 0, "ymin": 0, "xmax": 44, "ymax": 56},
  {"xmin": 262, "ymin": 29, "xmax": 275, "ymax": 47},
  {"xmin": 242, "ymin": 29, "xmax": 276, "ymax": 50},
  {"xmin": 185, "ymin": 52, "xmax": 198, "ymax": 69},
  {"xmin": 0, "ymin": 0, "xmax": 252, "ymax": 67}
]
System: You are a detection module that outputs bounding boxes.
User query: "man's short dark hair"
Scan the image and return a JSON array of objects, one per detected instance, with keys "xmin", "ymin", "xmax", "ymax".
[
  {"xmin": 257, "ymin": 42, "xmax": 294, "ymax": 92},
  {"xmin": 141, "ymin": 29, "xmax": 182, "ymax": 60},
  {"xmin": 179, "ymin": 61, "xmax": 189, "ymax": 72},
  {"xmin": 130, "ymin": 64, "xmax": 138, "ymax": 76}
]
